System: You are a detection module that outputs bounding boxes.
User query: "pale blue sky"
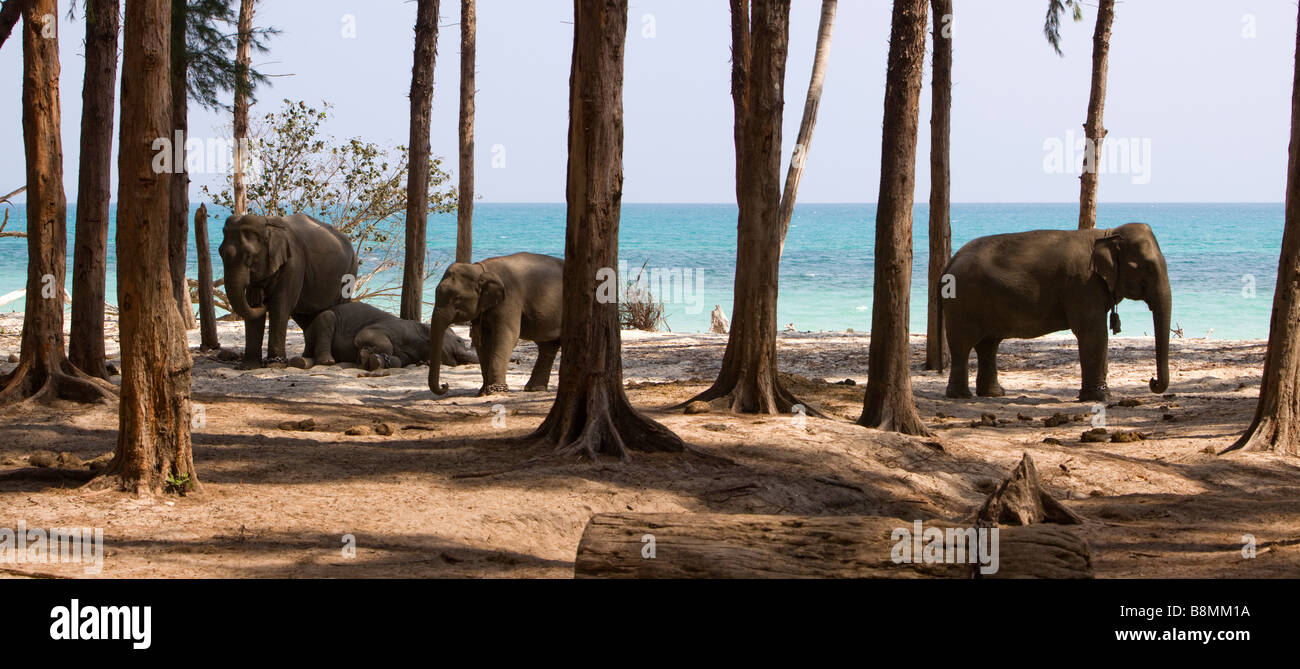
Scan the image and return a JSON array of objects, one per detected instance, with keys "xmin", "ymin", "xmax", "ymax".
[{"xmin": 0, "ymin": 0, "xmax": 1296, "ymax": 204}]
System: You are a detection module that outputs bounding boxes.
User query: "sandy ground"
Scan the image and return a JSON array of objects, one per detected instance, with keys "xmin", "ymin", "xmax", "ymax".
[{"xmin": 0, "ymin": 312, "xmax": 1297, "ymax": 578}]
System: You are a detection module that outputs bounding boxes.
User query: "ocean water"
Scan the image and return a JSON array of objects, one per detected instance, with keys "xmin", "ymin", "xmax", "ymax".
[{"xmin": 0, "ymin": 202, "xmax": 1283, "ymax": 340}]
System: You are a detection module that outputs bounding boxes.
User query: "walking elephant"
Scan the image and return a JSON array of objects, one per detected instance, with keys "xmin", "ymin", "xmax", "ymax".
[
  {"xmin": 941, "ymin": 222, "xmax": 1171, "ymax": 402},
  {"xmin": 427, "ymin": 252, "xmax": 563, "ymax": 396},
  {"xmin": 289, "ymin": 301, "xmax": 476, "ymax": 371},
  {"xmin": 219, "ymin": 214, "xmax": 358, "ymax": 369}
]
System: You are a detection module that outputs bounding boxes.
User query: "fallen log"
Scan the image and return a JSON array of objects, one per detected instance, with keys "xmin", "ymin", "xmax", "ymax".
[{"xmin": 575, "ymin": 513, "xmax": 1092, "ymax": 579}]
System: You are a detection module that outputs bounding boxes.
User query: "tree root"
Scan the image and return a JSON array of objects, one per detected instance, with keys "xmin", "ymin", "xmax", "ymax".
[
  {"xmin": 0, "ymin": 358, "xmax": 116, "ymax": 406},
  {"xmin": 533, "ymin": 383, "xmax": 683, "ymax": 461}
]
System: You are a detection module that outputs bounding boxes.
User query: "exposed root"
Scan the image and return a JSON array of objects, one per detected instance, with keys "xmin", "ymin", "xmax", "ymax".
[
  {"xmin": 1222, "ymin": 416, "xmax": 1300, "ymax": 456},
  {"xmin": 0, "ymin": 358, "xmax": 117, "ymax": 406},
  {"xmin": 534, "ymin": 382, "xmax": 684, "ymax": 461}
]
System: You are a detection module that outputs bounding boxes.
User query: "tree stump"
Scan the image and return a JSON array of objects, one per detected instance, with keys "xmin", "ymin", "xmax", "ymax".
[{"xmin": 977, "ymin": 453, "xmax": 1083, "ymax": 525}]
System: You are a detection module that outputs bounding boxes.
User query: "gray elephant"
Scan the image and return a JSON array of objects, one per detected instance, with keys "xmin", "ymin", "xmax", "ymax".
[
  {"xmin": 427, "ymin": 252, "xmax": 563, "ymax": 396},
  {"xmin": 289, "ymin": 301, "xmax": 476, "ymax": 371},
  {"xmin": 219, "ymin": 214, "xmax": 359, "ymax": 369},
  {"xmin": 941, "ymin": 222, "xmax": 1171, "ymax": 402}
]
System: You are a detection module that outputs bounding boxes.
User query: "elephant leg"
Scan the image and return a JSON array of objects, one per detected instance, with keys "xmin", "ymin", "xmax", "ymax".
[
  {"xmin": 1074, "ymin": 323, "xmax": 1110, "ymax": 402},
  {"xmin": 478, "ymin": 323, "xmax": 518, "ymax": 396},
  {"xmin": 265, "ymin": 312, "xmax": 290, "ymax": 366},
  {"xmin": 944, "ymin": 332, "xmax": 974, "ymax": 399},
  {"xmin": 358, "ymin": 336, "xmax": 397, "ymax": 371},
  {"xmin": 238, "ymin": 315, "xmax": 266, "ymax": 370},
  {"xmin": 311, "ymin": 310, "xmax": 338, "ymax": 366},
  {"xmin": 974, "ymin": 337, "xmax": 1005, "ymax": 397},
  {"xmin": 524, "ymin": 341, "xmax": 559, "ymax": 392}
]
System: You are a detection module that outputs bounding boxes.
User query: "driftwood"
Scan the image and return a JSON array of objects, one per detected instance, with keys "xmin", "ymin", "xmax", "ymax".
[
  {"xmin": 574, "ymin": 513, "xmax": 1092, "ymax": 579},
  {"xmin": 977, "ymin": 453, "xmax": 1083, "ymax": 525}
]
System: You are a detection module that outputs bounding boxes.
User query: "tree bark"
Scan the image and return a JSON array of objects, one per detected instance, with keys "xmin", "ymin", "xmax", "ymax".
[
  {"xmin": 686, "ymin": 0, "xmax": 815, "ymax": 416},
  {"xmin": 1077, "ymin": 0, "xmax": 1114, "ymax": 230},
  {"xmin": 1227, "ymin": 1, "xmax": 1300, "ymax": 457},
  {"xmin": 858, "ymin": 0, "xmax": 931, "ymax": 436},
  {"xmin": 575, "ymin": 513, "xmax": 1093, "ymax": 578},
  {"xmin": 68, "ymin": 0, "xmax": 120, "ymax": 381},
  {"xmin": 456, "ymin": 0, "xmax": 475, "ymax": 264},
  {"xmin": 401, "ymin": 0, "xmax": 439, "ymax": 322},
  {"xmin": 194, "ymin": 203, "xmax": 220, "ymax": 350},
  {"xmin": 924, "ymin": 0, "xmax": 951, "ymax": 372},
  {"xmin": 0, "ymin": 0, "xmax": 114, "ymax": 405},
  {"xmin": 530, "ymin": 0, "xmax": 683, "ymax": 460},
  {"xmin": 168, "ymin": 0, "xmax": 195, "ymax": 329},
  {"xmin": 231, "ymin": 0, "xmax": 254, "ymax": 215},
  {"xmin": 102, "ymin": 0, "xmax": 198, "ymax": 495},
  {"xmin": 777, "ymin": 0, "xmax": 834, "ymax": 255}
]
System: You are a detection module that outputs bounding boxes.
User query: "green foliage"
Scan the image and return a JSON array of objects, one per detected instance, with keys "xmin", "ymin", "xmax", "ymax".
[
  {"xmin": 204, "ymin": 100, "xmax": 458, "ymax": 299},
  {"xmin": 1043, "ymin": 0, "xmax": 1084, "ymax": 57},
  {"xmin": 165, "ymin": 471, "xmax": 192, "ymax": 496},
  {"xmin": 176, "ymin": 0, "xmax": 278, "ymax": 112}
]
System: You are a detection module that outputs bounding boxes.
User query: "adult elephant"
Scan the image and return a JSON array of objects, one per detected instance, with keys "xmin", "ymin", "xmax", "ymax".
[
  {"xmin": 427, "ymin": 253, "xmax": 563, "ymax": 396},
  {"xmin": 941, "ymin": 222, "xmax": 1171, "ymax": 402},
  {"xmin": 289, "ymin": 301, "xmax": 477, "ymax": 371},
  {"xmin": 219, "ymin": 213, "xmax": 358, "ymax": 369}
]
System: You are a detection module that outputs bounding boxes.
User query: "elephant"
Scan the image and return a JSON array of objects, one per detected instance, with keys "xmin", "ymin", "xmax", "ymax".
[
  {"xmin": 289, "ymin": 301, "xmax": 477, "ymax": 371},
  {"xmin": 219, "ymin": 213, "xmax": 359, "ymax": 369},
  {"xmin": 427, "ymin": 252, "xmax": 563, "ymax": 396},
  {"xmin": 940, "ymin": 222, "xmax": 1171, "ymax": 402}
]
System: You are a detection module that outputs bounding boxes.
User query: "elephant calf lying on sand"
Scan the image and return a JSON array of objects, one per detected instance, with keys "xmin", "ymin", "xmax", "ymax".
[
  {"xmin": 289, "ymin": 302, "xmax": 477, "ymax": 371},
  {"xmin": 941, "ymin": 222, "xmax": 1171, "ymax": 402}
]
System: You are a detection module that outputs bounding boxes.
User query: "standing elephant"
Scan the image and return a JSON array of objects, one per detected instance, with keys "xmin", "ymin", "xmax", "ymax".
[
  {"xmin": 941, "ymin": 222, "xmax": 1171, "ymax": 402},
  {"xmin": 219, "ymin": 213, "xmax": 358, "ymax": 369},
  {"xmin": 427, "ymin": 253, "xmax": 563, "ymax": 396},
  {"xmin": 289, "ymin": 301, "xmax": 477, "ymax": 371}
]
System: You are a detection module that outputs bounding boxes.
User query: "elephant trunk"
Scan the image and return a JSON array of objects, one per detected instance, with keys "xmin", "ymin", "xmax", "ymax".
[
  {"xmin": 225, "ymin": 264, "xmax": 266, "ymax": 320},
  {"xmin": 427, "ymin": 307, "xmax": 453, "ymax": 395},
  {"xmin": 1149, "ymin": 282, "xmax": 1171, "ymax": 394}
]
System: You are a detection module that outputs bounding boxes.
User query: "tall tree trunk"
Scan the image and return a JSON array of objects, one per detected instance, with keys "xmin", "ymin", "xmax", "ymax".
[
  {"xmin": 777, "ymin": 0, "xmax": 835, "ymax": 255},
  {"xmin": 194, "ymin": 203, "xmax": 220, "ymax": 350},
  {"xmin": 456, "ymin": 0, "xmax": 475, "ymax": 264},
  {"xmin": 168, "ymin": 0, "xmax": 195, "ymax": 328},
  {"xmin": 530, "ymin": 0, "xmax": 683, "ymax": 460},
  {"xmin": 103, "ymin": 0, "xmax": 198, "ymax": 495},
  {"xmin": 402, "ymin": 0, "xmax": 439, "ymax": 322},
  {"xmin": 232, "ymin": 0, "xmax": 254, "ymax": 215},
  {"xmin": 0, "ymin": 0, "xmax": 113, "ymax": 405},
  {"xmin": 1077, "ymin": 0, "xmax": 1113, "ymax": 230},
  {"xmin": 69, "ymin": 0, "xmax": 120, "ymax": 381},
  {"xmin": 858, "ymin": 0, "xmax": 931, "ymax": 436},
  {"xmin": 685, "ymin": 0, "xmax": 815, "ymax": 416},
  {"xmin": 1227, "ymin": 1, "xmax": 1300, "ymax": 457},
  {"xmin": 924, "ymin": 0, "xmax": 951, "ymax": 372}
]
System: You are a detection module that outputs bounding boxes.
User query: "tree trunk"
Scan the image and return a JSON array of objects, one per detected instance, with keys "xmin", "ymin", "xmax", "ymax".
[
  {"xmin": 102, "ymin": 0, "xmax": 198, "ymax": 495},
  {"xmin": 0, "ymin": 0, "xmax": 28, "ymax": 52},
  {"xmin": 686, "ymin": 0, "xmax": 815, "ymax": 416},
  {"xmin": 232, "ymin": 0, "xmax": 254, "ymax": 215},
  {"xmin": 401, "ymin": 0, "xmax": 439, "ymax": 322},
  {"xmin": 575, "ymin": 513, "xmax": 1093, "ymax": 578},
  {"xmin": 1228, "ymin": 1, "xmax": 1300, "ymax": 457},
  {"xmin": 1077, "ymin": 0, "xmax": 1114, "ymax": 230},
  {"xmin": 776, "ymin": 0, "xmax": 835, "ymax": 255},
  {"xmin": 456, "ymin": 0, "xmax": 475, "ymax": 264},
  {"xmin": 68, "ymin": 0, "xmax": 120, "ymax": 381},
  {"xmin": 194, "ymin": 203, "xmax": 220, "ymax": 351},
  {"xmin": 0, "ymin": 0, "xmax": 114, "ymax": 405},
  {"xmin": 168, "ymin": 0, "xmax": 195, "ymax": 329},
  {"xmin": 858, "ymin": 0, "xmax": 931, "ymax": 436},
  {"xmin": 924, "ymin": 0, "xmax": 951, "ymax": 372},
  {"xmin": 530, "ymin": 0, "xmax": 683, "ymax": 460}
]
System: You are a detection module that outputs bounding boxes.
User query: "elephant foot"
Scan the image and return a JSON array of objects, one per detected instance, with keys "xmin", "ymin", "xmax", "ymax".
[
  {"xmin": 265, "ymin": 357, "xmax": 288, "ymax": 369},
  {"xmin": 478, "ymin": 383, "xmax": 510, "ymax": 396},
  {"xmin": 523, "ymin": 383, "xmax": 548, "ymax": 392},
  {"xmin": 945, "ymin": 385, "xmax": 973, "ymax": 399},
  {"xmin": 289, "ymin": 357, "xmax": 313, "ymax": 370},
  {"xmin": 235, "ymin": 359, "xmax": 263, "ymax": 371},
  {"xmin": 1078, "ymin": 386, "xmax": 1110, "ymax": 403},
  {"xmin": 976, "ymin": 383, "xmax": 1005, "ymax": 398}
]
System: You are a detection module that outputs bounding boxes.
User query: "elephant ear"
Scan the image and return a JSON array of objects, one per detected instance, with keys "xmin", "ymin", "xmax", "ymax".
[
  {"xmin": 263, "ymin": 218, "xmax": 292, "ymax": 277},
  {"xmin": 1091, "ymin": 234, "xmax": 1121, "ymax": 294},
  {"xmin": 477, "ymin": 272, "xmax": 506, "ymax": 316}
]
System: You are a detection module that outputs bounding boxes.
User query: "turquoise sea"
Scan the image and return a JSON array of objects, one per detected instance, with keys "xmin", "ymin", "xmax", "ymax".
[{"xmin": 0, "ymin": 202, "xmax": 1284, "ymax": 340}]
